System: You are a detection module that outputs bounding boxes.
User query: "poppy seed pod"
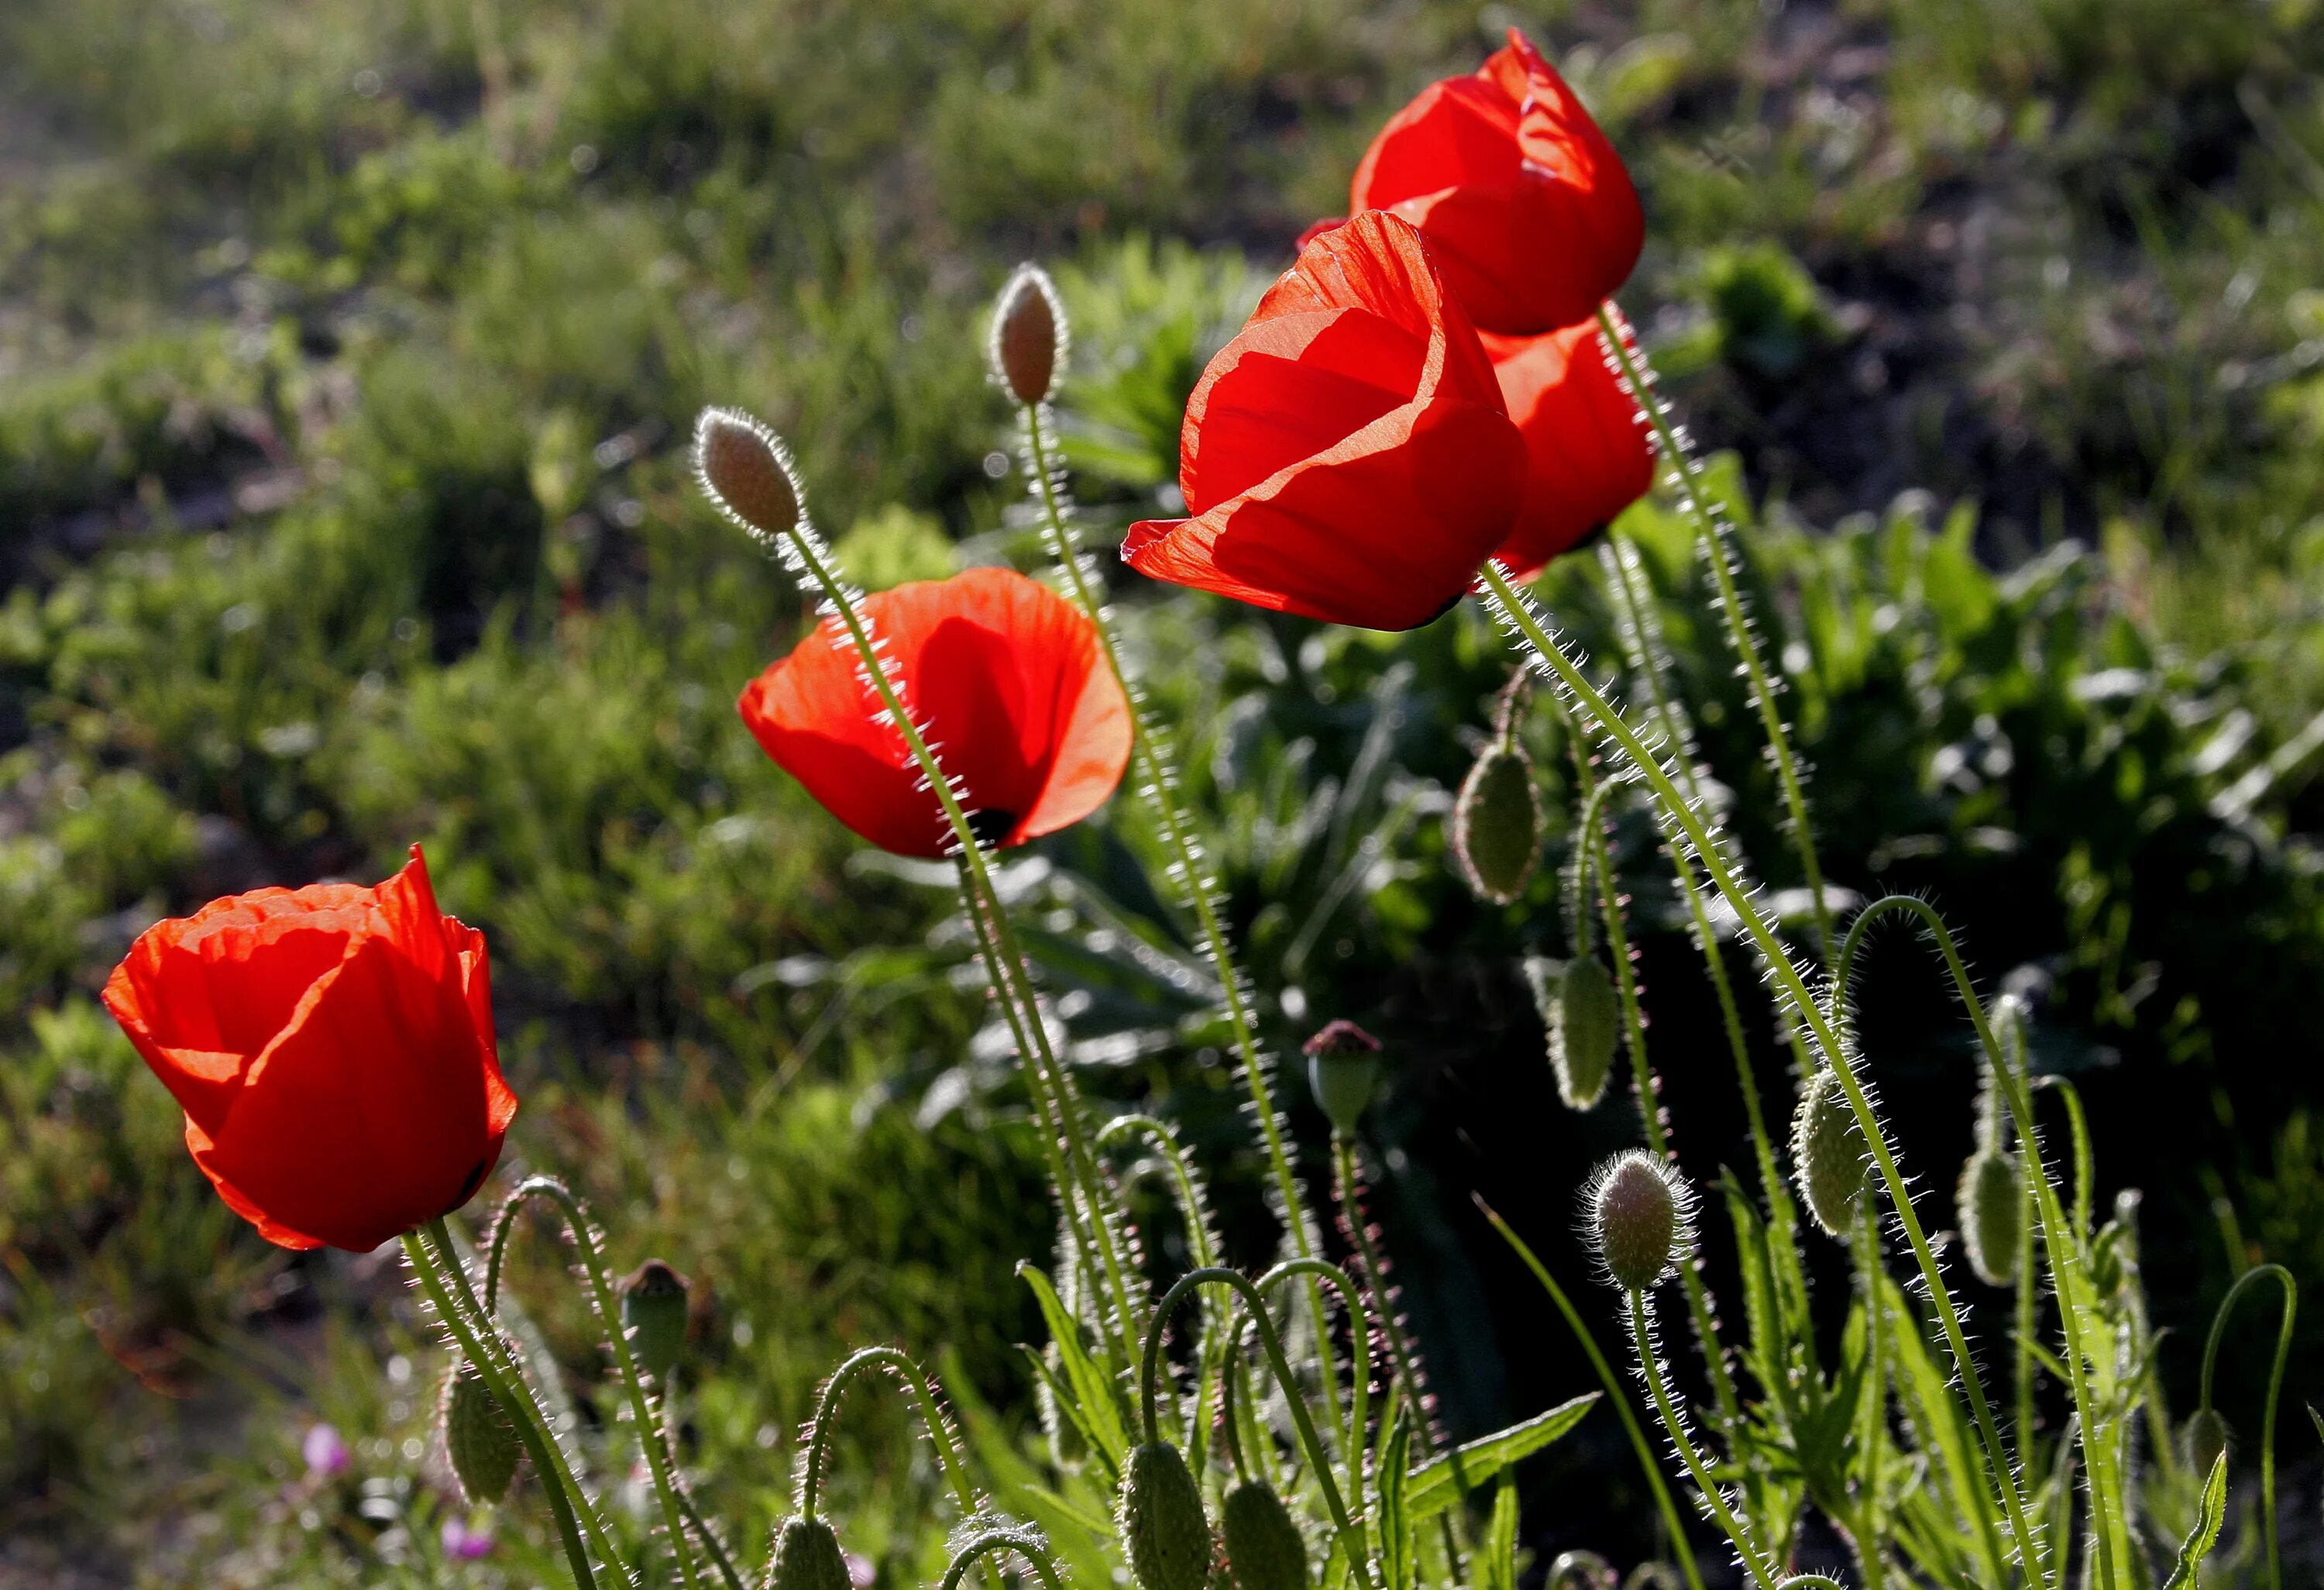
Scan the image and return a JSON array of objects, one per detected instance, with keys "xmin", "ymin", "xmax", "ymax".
[
  {"xmin": 1790, "ymin": 1068, "xmax": 1871, "ymax": 1237},
  {"xmin": 694, "ymin": 407, "xmax": 803, "ymax": 542},
  {"xmin": 768, "ymin": 1516, "xmax": 853, "ymax": 1590},
  {"xmin": 1219, "ymin": 1478, "xmax": 1306, "ymax": 1590},
  {"xmin": 1119, "ymin": 1442, "xmax": 1212, "ymax": 1590},
  {"xmin": 1957, "ymin": 1145, "xmax": 2023, "ymax": 1287},
  {"xmin": 991, "ymin": 264, "xmax": 1067, "ymax": 405},
  {"xmin": 1452, "ymin": 738, "xmax": 1542, "ymax": 904},
  {"xmin": 1303, "ymin": 1019, "xmax": 1383, "ymax": 1134},
  {"xmin": 1586, "ymin": 1150, "xmax": 1690, "ymax": 1293},
  {"xmin": 621, "ymin": 1258, "xmax": 690, "ymax": 1384},
  {"xmin": 1526, "ymin": 955, "xmax": 1617, "ymax": 1110},
  {"xmin": 2183, "ymin": 1407, "xmax": 2228, "ymax": 1481},
  {"xmin": 441, "ymin": 1357, "xmax": 521, "ymax": 1505}
]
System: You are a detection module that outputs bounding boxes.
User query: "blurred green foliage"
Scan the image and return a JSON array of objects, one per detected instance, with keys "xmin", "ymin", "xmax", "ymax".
[{"xmin": 5, "ymin": 0, "xmax": 2324, "ymax": 1581}]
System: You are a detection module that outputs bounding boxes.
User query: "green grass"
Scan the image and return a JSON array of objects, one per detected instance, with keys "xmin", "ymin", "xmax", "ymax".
[{"xmin": 5, "ymin": 0, "xmax": 2324, "ymax": 1581}]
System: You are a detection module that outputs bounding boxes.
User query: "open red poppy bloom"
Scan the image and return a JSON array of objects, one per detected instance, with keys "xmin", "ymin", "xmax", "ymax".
[
  {"xmin": 102, "ymin": 847, "xmax": 515, "ymax": 1253},
  {"xmin": 1338, "ymin": 29, "xmax": 1642, "ymax": 337},
  {"xmin": 1121, "ymin": 211, "xmax": 1526, "ymax": 632},
  {"xmin": 1484, "ymin": 318, "xmax": 1655, "ymax": 580},
  {"xmin": 739, "ymin": 566, "xmax": 1132, "ymax": 858}
]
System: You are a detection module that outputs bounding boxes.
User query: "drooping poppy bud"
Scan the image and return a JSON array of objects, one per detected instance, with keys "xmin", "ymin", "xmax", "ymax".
[
  {"xmin": 768, "ymin": 1516, "xmax": 854, "ymax": 1590},
  {"xmin": 1957, "ymin": 1145, "xmax": 2022, "ymax": 1288},
  {"xmin": 621, "ymin": 1258, "xmax": 691, "ymax": 1384},
  {"xmin": 1525, "ymin": 955, "xmax": 1617, "ymax": 1110},
  {"xmin": 2182, "ymin": 1407, "xmax": 2228, "ymax": 1482},
  {"xmin": 1790, "ymin": 1068, "xmax": 1871, "ymax": 1238},
  {"xmin": 1346, "ymin": 29, "xmax": 1643, "ymax": 336},
  {"xmin": 695, "ymin": 407, "xmax": 804, "ymax": 543},
  {"xmin": 1481, "ymin": 318, "xmax": 1655, "ymax": 581},
  {"xmin": 1120, "ymin": 1442, "xmax": 1213, "ymax": 1590},
  {"xmin": 991, "ymin": 263, "xmax": 1068, "ymax": 405},
  {"xmin": 1586, "ymin": 1149, "xmax": 1690, "ymax": 1293},
  {"xmin": 1122, "ymin": 212, "xmax": 1526, "ymax": 632},
  {"xmin": 101, "ymin": 846, "xmax": 516, "ymax": 1252},
  {"xmin": 1303, "ymin": 1019, "xmax": 1383, "ymax": 1134},
  {"xmin": 1452, "ymin": 736, "xmax": 1541, "ymax": 905},
  {"xmin": 739, "ymin": 567, "xmax": 1133, "ymax": 858},
  {"xmin": 442, "ymin": 1356, "xmax": 521, "ymax": 1505},
  {"xmin": 1220, "ymin": 1478, "xmax": 1307, "ymax": 1590}
]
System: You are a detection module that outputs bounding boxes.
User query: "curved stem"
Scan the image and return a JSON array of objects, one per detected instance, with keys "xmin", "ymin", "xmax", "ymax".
[
  {"xmin": 405, "ymin": 1225, "xmax": 600, "ymax": 1590},
  {"xmin": 1477, "ymin": 568, "xmax": 2044, "ymax": 1585},
  {"xmin": 802, "ymin": 1346, "xmax": 982, "ymax": 1523},
  {"xmin": 1624, "ymin": 1291, "xmax": 1781, "ymax": 1590},
  {"xmin": 1098, "ymin": 1113, "xmax": 1228, "ymax": 1463},
  {"xmin": 1597, "ymin": 304, "xmax": 1833, "ymax": 963},
  {"xmin": 1475, "ymin": 1199, "xmax": 1706, "ymax": 1590},
  {"xmin": 1143, "ymin": 1268, "xmax": 1376, "ymax": 1590},
  {"xmin": 1019, "ymin": 398, "xmax": 1341, "ymax": 1451},
  {"xmin": 482, "ymin": 1179, "xmax": 699, "ymax": 1590},
  {"xmin": 940, "ymin": 1529, "xmax": 1069, "ymax": 1590},
  {"xmin": 1257, "ymin": 1256, "xmax": 1374, "ymax": 1518},
  {"xmin": 2198, "ymin": 1264, "xmax": 2296, "ymax": 1590}
]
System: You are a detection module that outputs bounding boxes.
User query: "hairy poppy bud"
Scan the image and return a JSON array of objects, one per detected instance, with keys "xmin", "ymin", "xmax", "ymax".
[
  {"xmin": 2183, "ymin": 1407, "xmax": 2228, "ymax": 1480},
  {"xmin": 1303, "ymin": 1020, "xmax": 1382, "ymax": 1134},
  {"xmin": 1526, "ymin": 955, "xmax": 1617, "ymax": 1110},
  {"xmin": 442, "ymin": 1357, "xmax": 521, "ymax": 1505},
  {"xmin": 769, "ymin": 1516, "xmax": 853, "ymax": 1590},
  {"xmin": 1790, "ymin": 1068, "xmax": 1870, "ymax": 1237},
  {"xmin": 1220, "ymin": 1478, "xmax": 1306, "ymax": 1590},
  {"xmin": 991, "ymin": 264, "xmax": 1067, "ymax": 405},
  {"xmin": 1120, "ymin": 1442, "xmax": 1212, "ymax": 1590},
  {"xmin": 621, "ymin": 1258, "xmax": 690, "ymax": 1384},
  {"xmin": 1586, "ymin": 1150, "xmax": 1690, "ymax": 1293},
  {"xmin": 1957, "ymin": 1146, "xmax": 2022, "ymax": 1287},
  {"xmin": 1452, "ymin": 738, "xmax": 1542, "ymax": 905},
  {"xmin": 695, "ymin": 408, "xmax": 803, "ymax": 542}
]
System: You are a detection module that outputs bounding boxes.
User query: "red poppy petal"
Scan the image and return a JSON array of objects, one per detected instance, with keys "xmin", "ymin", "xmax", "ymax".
[
  {"xmin": 740, "ymin": 633, "xmax": 946, "ymax": 857},
  {"xmin": 183, "ymin": 1114, "xmax": 327, "ymax": 1251},
  {"xmin": 1184, "ymin": 310, "xmax": 1426, "ymax": 514},
  {"xmin": 1485, "ymin": 322, "xmax": 1655, "ymax": 580}
]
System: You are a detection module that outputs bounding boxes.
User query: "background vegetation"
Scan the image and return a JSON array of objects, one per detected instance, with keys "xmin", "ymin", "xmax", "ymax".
[{"xmin": 5, "ymin": 0, "xmax": 2324, "ymax": 1583}]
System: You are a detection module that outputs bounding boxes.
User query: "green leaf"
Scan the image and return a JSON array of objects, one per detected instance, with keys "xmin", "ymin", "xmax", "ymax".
[
  {"xmin": 1402, "ymin": 1394, "xmax": 1598, "ymax": 1519},
  {"xmin": 2161, "ymin": 1452, "xmax": 2229, "ymax": 1590},
  {"xmin": 1017, "ymin": 1264, "xmax": 1129, "ymax": 1471},
  {"xmin": 1377, "ymin": 1411, "xmax": 1414, "ymax": 1590},
  {"xmin": 1479, "ymin": 1475, "xmax": 1519, "ymax": 1590}
]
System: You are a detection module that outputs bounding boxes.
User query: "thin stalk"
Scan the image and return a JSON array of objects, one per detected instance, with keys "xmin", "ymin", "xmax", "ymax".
[
  {"xmin": 1145, "ymin": 1268, "xmax": 1376, "ymax": 1590},
  {"xmin": 672, "ymin": 1486, "xmax": 748, "ymax": 1590},
  {"xmin": 1019, "ymin": 398, "xmax": 1342, "ymax": 1449},
  {"xmin": 1849, "ymin": 1203, "xmax": 1889, "ymax": 1590},
  {"xmin": 1098, "ymin": 1113, "xmax": 1228, "ymax": 1466},
  {"xmin": 404, "ymin": 1223, "xmax": 600, "ymax": 1590},
  {"xmin": 801, "ymin": 1346, "xmax": 983, "ymax": 1523},
  {"xmin": 1257, "ymin": 1258, "xmax": 1374, "ymax": 1526},
  {"xmin": 1595, "ymin": 305, "xmax": 1833, "ymax": 962},
  {"xmin": 1575, "ymin": 775, "xmax": 1744, "ymax": 1435},
  {"xmin": 2197, "ymin": 1264, "xmax": 2296, "ymax": 1590},
  {"xmin": 1476, "ymin": 1198, "xmax": 1707, "ymax": 1590},
  {"xmin": 940, "ymin": 1530, "xmax": 1068, "ymax": 1590},
  {"xmin": 484, "ymin": 1179, "xmax": 699, "ymax": 1590},
  {"xmin": 1476, "ymin": 566, "xmax": 2044, "ymax": 1585},
  {"xmin": 1625, "ymin": 1292, "xmax": 1782, "ymax": 1590}
]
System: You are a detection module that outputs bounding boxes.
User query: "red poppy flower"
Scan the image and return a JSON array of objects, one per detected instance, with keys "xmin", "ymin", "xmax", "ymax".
[
  {"xmin": 1120, "ymin": 211, "xmax": 1526, "ymax": 632},
  {"xmin": 1484, "ymin": 318, "xmax": 1655, "ymax": 580},
  {"xmin": 739, "ymin": 566, "xmax": 1133, "ymax": 857},
  {"xmin": 101, "ymin": 847, "xmax": 515, "ymax": 1253},
  {"xmin": 1339, "ymin": 29, "xmax": 1642, "ymax": 337}
]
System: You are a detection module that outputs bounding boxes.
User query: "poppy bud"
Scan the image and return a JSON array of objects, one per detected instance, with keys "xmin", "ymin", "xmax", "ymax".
[
  {"xmin": 991, "ymin": 264, "xmax": 1067, "ymax": 405},
  {"xmin": 1525, "ymin": 955, "xmax": 1617, "ymax": 1110},
  {"xmin": 1452, "ymin": 738, "xmax": 1542, "ymax": 905},
  {"xmin": 441, "ymin": 1357, "xmax": 521, "ymax": 1505},
  {"xmin": 1119, "ymin": 1442, "xmax": 1212, "ymax": 1590},
  {"xmin": 1303, "ymin": 1020, "xmax": 1382, "ymax": 1135},
  {"xmin": 2182, "ymin": 1407, "xmax": 2228, "ymax": 1480},
  {"xmin": 1956, "ymin": 1145, "xmax": 2022, "ymax": 1287},
  {"xmin": 768, "ymin": 1516, "xmax": 854, "ymax": 1590},
  {"xmin": 1220, "ymin": 1478, "xmax": 1306, "ymax": 1590},
  {"xmin": 695, "ymin": 407, "xmax": 803, "ymax": 542},
  {"xmin": 621, "ymin": 1258, "xmax": 690, "ymax": 1385},
  {"xmin": 1586, "ymin": 1150, "xmax": 1690, "ymax": 1293},
  {"xmin": 1789, "ymin": 1068, "xmax": 1870, "ymax": 1238}
]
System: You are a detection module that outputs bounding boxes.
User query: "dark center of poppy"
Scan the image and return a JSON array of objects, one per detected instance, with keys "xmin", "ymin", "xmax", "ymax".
[{"xmin": 963, "ymin": 807, "xmax": 1020, "ymax": 848}]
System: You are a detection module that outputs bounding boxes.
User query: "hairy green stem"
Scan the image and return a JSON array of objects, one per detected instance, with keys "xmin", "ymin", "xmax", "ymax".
[
  {"xmin": 1625, "ymin": 1292, "xmax": 1781, "ymax": 1590},
  {"xmin": 1849, "ymin": 1203, "xmax": 1889, "ymax": 1590},
  {"xmin": 1098, "ymin": 1114, "xmax": 1228, "ymax": 1464},
  {"xmin": 801, "ymin": 1347, "xmax": 982, "ymax": 1522},
  {"xmin": 1477, "ymin": 566, "xmax": 2044, "ymax": 1585},
  {"xmin": 2198, "ymin": 1264, "xmax": 2296, "ymax": 1590},
  {"xmin": 940, "ymin": 1530, "xmax": 1067, "ymax": 1590}
]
